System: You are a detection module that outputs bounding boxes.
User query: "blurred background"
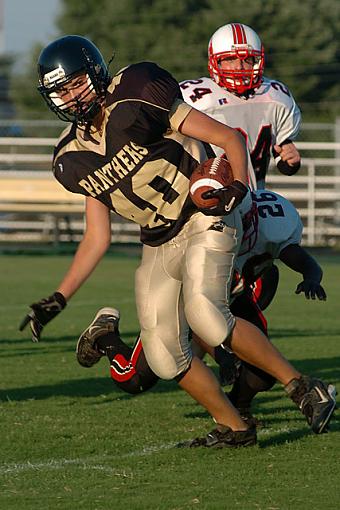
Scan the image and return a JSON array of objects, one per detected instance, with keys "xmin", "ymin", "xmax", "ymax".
[{"xmin": 0, "ymin": 0, "xmax": 340, "ymax": 247}]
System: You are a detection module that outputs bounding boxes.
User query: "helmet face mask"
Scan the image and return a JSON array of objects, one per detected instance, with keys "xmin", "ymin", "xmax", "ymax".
[
  {"xmin": 37, "ymin": 35, "xmax": 111, "ymax": 124},
  {"xmin": 45, "ymin": 73, "xmax": 99, "ymax": 123},
  {"xmin": 208, "ymin": 23, "xmax": 264, "ymax": 95}
]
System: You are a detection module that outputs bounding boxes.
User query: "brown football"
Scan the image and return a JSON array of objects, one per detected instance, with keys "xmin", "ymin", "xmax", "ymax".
[{"xmin": 189, "ymin": 157, "xmax": 234, "ymax": 208}]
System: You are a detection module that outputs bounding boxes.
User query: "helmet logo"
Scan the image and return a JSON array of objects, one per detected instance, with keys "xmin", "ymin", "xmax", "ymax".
[{"xmin": 43, "ymin": 65, "xmax": 66, "ymax": 88}]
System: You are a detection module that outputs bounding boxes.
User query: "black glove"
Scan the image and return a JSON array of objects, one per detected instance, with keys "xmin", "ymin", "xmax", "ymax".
[
  {"xmin": 276, "ymin": 157, "xmax": 301, "ymax": 176},
  {"xmin": 201, "ymin": 180, "xmax": 248, "ymax": 215},
  {"xmin": 19, "ymin": 292, "xmax": 67, "ymax": 342},
  {"xmin": 295, "ymin": 280, "xmax": 327, "ymax": 301},
  {"xmin": 214, "ymin": 346, "xmax": 241, "ymax": 386}
]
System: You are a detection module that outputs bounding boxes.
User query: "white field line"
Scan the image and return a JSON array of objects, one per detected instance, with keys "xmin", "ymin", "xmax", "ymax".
[
  {"xmin": 0, "ymin": 443, "xmax": 177, "ymax": 475},
  {"xmin": 0, "ymin": 458, "xmax": 133, "ymax": 476},
  {"xmin": 0, "ymin": 428, "xmax": 300, "ymax": 475}
]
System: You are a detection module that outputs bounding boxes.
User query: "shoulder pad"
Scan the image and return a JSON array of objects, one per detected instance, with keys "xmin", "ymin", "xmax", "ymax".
[
  {"xmin": 252, "ymin": 189, "xmax": 302, "ymax": 244},
  {"xmin": 260, "ymin": 76, "xmax": 297, "ymax": 108},
  {"xmin": 179, "ymin": 77, "xmax": 220, "ymax": 110}
]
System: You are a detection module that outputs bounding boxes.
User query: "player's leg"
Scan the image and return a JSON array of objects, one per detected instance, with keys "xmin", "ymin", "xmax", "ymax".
[
  {"xmin": 181, "ymin": 211, "xmax": 335, "ymax": 434},
  {"xmin": 227, "ymin": 318, "xmax": 336, "ymax": 432},
  {"xmin": 135, "ymin": 238, "xmax": 256, "ymax": 443},
  {"xmin": 227, "ymin": 292, "xmax": 275, "ymax": 419},
  {"xmin": 106, "ymin": 334, "xmax": 160, "ymax": 394},
  {"xmin": 252, "ymin": 264, "xmax": 279, "ymax": 311},
  {"xmin": 179, "ymin": 209, "xmax": 294, "ymax": 384},
  {"xmin": 76, "ymin": 308, "xmax": 159, "ymax": 394},
  {"xmin": 184, "ymin": 237, "xmax": 274, "ymax": 424}
]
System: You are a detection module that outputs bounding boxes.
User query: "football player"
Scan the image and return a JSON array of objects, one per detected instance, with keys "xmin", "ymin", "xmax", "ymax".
[
  {"xmin": 20, "ymin": 36, "xmax": 335, "ymax": 446},
  {"xmin": 180, "ymin": 22, "xmax": 302, "ymax": 325},
  {"xmin": 68, "ymin": 190, "xmax": 331, "ymax": 430},
  {"xmin": 180, "ymin": 22, "xmax": 301, "ymax": 190}
]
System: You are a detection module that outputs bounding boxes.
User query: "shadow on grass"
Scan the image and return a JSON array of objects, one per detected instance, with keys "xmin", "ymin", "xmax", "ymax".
[
  {"xmin": 258, "ymin": 427, "xmax": 311, "ymax": 447},
  {"xmin": 6, "ymin": 325, "xmax": 340, "ymax": 349},
  {"xmin": 0, "ymin": 376, "xmax": 178, "ymax": 403},
  {"xmin": 269, "ymin": 327, "xmax": 340, "ymax": 340},
  {"xmin": 1, "ymin": 331, "xmax": 140, "ymax": 347},
  {"xmin": 258, "ymin": 418, "xmax": 340, "ymax": 447}
]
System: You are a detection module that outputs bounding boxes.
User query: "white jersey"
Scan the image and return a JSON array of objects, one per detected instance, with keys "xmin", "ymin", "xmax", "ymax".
[
  {"xmin": 180, "ymin": 76, "xmax": 301, "ymax": 189},
  {"xmin": 235, "ymin": 189, "xmax": 303, "ymax": 279}
]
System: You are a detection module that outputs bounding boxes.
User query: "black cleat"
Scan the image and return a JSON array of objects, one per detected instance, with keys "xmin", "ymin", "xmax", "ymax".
[
  {"xmin": 177, "ymin": 425, "xmax": 257, "ymax": 448},
  {"xmin": 76, "ymin": 307, "xmax": 120, "ymax": 368},
  {"xmin": 285, "ymin": 375, "xmax": 337, "ymax": 434}
]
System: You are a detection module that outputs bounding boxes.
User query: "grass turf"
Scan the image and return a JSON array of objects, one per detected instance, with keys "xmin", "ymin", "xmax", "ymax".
[{"xmin": 0, "ymin": 252, "xmax": 339, "ymax": 509}]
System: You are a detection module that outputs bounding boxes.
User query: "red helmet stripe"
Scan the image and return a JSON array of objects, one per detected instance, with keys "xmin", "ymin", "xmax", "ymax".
[
  {"xmin": 240, "ymin": 24, "xmax": 247, "ymax": 43},
  {"xmin": 231, "ymin": 23, "xmax": 247, "ymax": 44}
]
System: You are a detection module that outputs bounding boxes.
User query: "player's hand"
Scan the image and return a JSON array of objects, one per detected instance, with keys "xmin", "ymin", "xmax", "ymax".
[
  {"xmin": 19, "ymin": 292, "xmax": 67, "ymax": 342},
  {"xmin": 274, "ymin": 143, "xmax": 301, "ymax": 167},
  {"xmin": 201, "ymin": 180, "xmax": 248, "ymax": 216},
  {"xmin": 295, "ymin": 280, "xmax": 327, "ymax": 301},
  {"xmin": 273, "ymin": 142, "xmax": 301, "ymax": 176}
]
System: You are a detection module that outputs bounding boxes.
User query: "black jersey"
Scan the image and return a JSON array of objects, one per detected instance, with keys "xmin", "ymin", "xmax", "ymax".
[{"xmin": 53, "ymin": 62, "xmax": 213, "ymax": 246}]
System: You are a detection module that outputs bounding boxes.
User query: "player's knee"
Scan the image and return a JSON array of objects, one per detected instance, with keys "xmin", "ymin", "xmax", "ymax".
[
  {"xmin": 142, "ymin": 330, "xmax": 191, "ymax": 380},
  {"xmin": 185, "ymin": 294, "xmax": 235, "ymax": 347},
  {"xmin": 148, "ymin": 359, "xmax": 189, "ymax": 380},
  {"xmin": 115, "ymin": 376, "xmax": 146, "ymax": 395}
]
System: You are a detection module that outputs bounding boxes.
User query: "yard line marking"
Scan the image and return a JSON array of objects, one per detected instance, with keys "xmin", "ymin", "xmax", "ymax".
[
  {"xmin": 0, "ymin": 444, "xmax": 176, "ymax": 475},
  {"xmin": 125, "ymin": 442, "xmax": 177, "ymax": 457},
  {"xmin": 0, "ymin": 429, "xmax": 303, "ymax": 475},
  {"xmin": 0, "ymin": 458, "xmax": 131, "ymax": 475}
]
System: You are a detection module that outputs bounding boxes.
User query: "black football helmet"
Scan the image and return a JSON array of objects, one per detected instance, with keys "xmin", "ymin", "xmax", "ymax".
[{"xmin": 37, "ymin": 35, "xmax": 111, "ymax": 124}]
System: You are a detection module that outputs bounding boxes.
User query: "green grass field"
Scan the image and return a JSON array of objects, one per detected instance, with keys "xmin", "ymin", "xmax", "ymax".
[{"xmin": 0, "ymin": 251, "xmax": 339, "ymax": 510}]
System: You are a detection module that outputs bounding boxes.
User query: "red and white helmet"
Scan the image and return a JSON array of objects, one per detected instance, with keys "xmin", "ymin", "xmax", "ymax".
[{"xmin": 208, "ymin": 23, "xmax": 264, "ymax": 95}]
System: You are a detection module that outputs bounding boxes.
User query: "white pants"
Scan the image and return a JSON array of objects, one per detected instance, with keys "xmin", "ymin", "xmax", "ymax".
[{"xmin": 135, "ymin": 207, "xmax": 244, "ymax": 380}]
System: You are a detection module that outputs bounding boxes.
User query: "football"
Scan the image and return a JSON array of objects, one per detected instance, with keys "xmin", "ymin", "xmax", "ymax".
[{"xmin": 189, "ymin": 157, "xmax": 234, "ymax": 208}]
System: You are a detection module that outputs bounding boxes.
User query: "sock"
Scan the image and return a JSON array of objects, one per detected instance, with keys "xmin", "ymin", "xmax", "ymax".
[{"xmin": 96, "ymin": 332, "xmax": 132, "ymax": 361}]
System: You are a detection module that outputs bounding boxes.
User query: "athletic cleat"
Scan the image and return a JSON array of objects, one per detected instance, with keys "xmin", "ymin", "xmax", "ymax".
[
  {"xmin": 177, "ymin": 425, "xmax": 257, "ymax": 448},
  {"xmin": 76, "ymin": 307, "xmax": 120, "ymax": 368},
  {"xmin": 285, "ymin": 375, "xmax": 337, "ymax": 434}
]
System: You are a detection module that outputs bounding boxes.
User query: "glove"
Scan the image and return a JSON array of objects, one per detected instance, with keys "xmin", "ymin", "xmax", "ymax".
[
  {"xmin": 19, "ymin": 292, "xmax": 67, "ymax": 342},
  {"xmin": 201, "ymin": 180, "xmax": 248, "ymax": 216},
  {"xmin": 214, "ymin": 346, "xmax": 241, "ymax": 386},
  {"xmin": 295, "ymin": 280, "xmax": 327, "ymax": 301}
]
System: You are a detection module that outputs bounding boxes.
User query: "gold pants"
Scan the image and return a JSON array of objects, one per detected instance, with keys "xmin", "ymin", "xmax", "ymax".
[{"xmin": 135, "ymin": 207, "xmax": 245, "ymax": 380}]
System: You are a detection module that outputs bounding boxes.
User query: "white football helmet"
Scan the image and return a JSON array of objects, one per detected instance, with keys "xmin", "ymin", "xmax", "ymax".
[{"xmin": 208, "ymin": 23, "xmax": 264, "ymax": 95}]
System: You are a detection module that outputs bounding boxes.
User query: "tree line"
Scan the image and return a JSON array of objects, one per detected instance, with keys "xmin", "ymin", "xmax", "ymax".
[{"xmin": 10, "ymin": 0, "xmax": 340, "ymax": 121}]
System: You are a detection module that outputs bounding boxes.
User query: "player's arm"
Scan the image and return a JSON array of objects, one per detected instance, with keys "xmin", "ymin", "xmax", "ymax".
[
  {"xmin": 179, "ymin": 107, "xmax": 248, "ymax": 185},
  {"xmin": 272, "ymin": 83, "xmax": 301, "ymax": 175},
  {"xmin": 279, "ymin": 243, "xmax": 326, "ymax": 300},
  {"xmin": 56, "ymin": 197, "xmax": 111, "ymax": 299},
  {"xmin": 19, "ymin": 197, "xmax": 112, "ymax": 341},
  {"xmin": 179, "ymin": 107, "xmax": 249, "ymax": 213}
]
